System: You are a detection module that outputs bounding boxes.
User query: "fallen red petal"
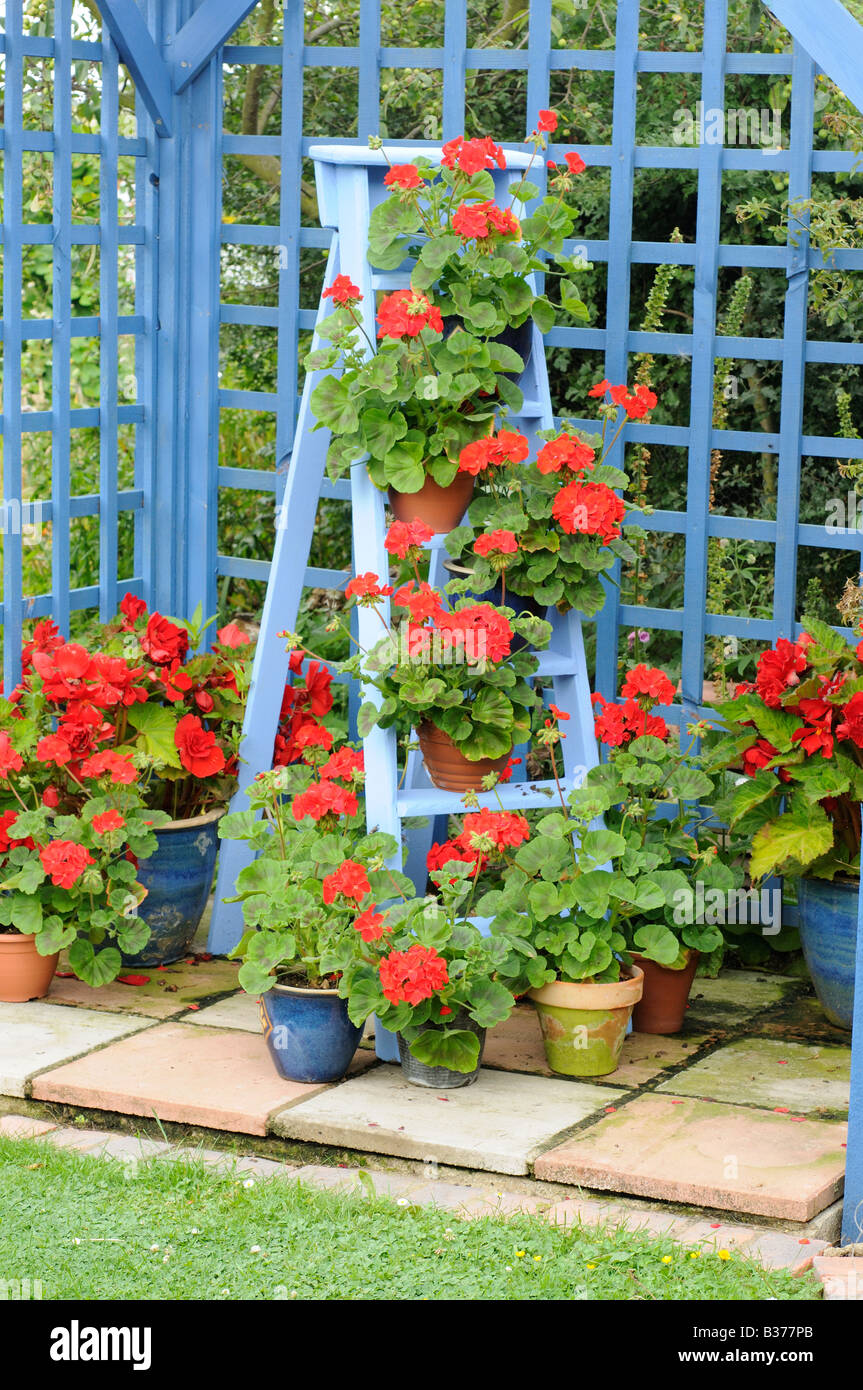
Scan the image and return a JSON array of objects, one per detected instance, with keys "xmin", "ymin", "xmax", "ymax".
[{"xmin": 117, "ymin": 974, "xmax": 150, "ymax": 986}]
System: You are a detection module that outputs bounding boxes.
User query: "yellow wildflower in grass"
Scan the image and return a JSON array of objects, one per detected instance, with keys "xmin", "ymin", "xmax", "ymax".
[
  {"xmin": 661, "ymin": 1255, "xmax": 672, "ymax": 1264},
  {"xmin": 515, "ymin": 1251, "xmax": 525, "ymax": 1258},
  {"xmin": 689, "ymin": 1252, "xmax": 700, "ymax": 1259},
  {"xmin": 586, "ymin": 1264, "xmax": 596, "ymax": 1270},
  {"xmin": 718, "ymin": 1249, "xmax": 731, "ymax": 1261}
]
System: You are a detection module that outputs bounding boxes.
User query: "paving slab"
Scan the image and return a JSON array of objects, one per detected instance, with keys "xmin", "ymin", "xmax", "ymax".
[
  {"xmin": 270, "ymin": 1066, "xmax": 626, "ymax": 1176},
  {"xmin": 657, "ymin": 1037, "xmax": 851, "ymax": 1116},
  {"xmin": 533, "ymin": 1093, "xmax": 847, "ymax": 1221},
  {"xmin": 30, "ymin": 1022, "xmax": 373, "ymax": 1136},
  {"xmin": 814, "ymin": 1253, "xmax": 863, "ymax": 1299},
  {"xmin": 0, "ymin": 1114, "xmax": 58, "ymax": 1138},
  {"xmin": 47, "ymin": 954, "xmax": 241, "ymax": 1020},
  {"xmin": 0, "ymin": 1001, "xmax": 155, "ymax": 1098},
  {"xmin": 751, "ymin": 994, "xmax": 853, "ymax": 1045},
  {"xmin": 182, "ymin": 990, "xmax": 261, "ymax": 1032},
  {"xmin": 683, "ymin": 970, "xmax": 799, "ymax": 1033},
  {"xmin": 483, "ymin": 1003, "xmax": 707, "ymax": 1085}
]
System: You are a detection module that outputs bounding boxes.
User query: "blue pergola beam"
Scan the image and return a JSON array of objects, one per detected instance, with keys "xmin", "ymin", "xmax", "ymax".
[
  {"xmin": 172, "ymin": 0, "xmax": 261, "ymax": 92},
  {"xmin": 764, "ymin": 0, "xmax": 863, "ymax": 115},
  {"xmin": 94, "ymin": 0, "xmax": 172, "ymax": 135}
]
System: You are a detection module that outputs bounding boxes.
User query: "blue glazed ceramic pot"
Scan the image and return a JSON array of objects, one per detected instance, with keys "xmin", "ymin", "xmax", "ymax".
[
  {"xmin": 796, "ymin": 876, "xmax": 857, "ymax": 1030},
  {"xmin": 260, "ymin": 984, "xmax": 363, "ymax": 1083},
  {"xmin": 121, "ymin": 809, "xmax": 222, "ymax": 968}
]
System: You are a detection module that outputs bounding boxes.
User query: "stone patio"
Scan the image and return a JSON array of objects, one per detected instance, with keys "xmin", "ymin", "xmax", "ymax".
[{"xmin": 0, "ymin": 953, "xmax": 855, "ymax": 1228}]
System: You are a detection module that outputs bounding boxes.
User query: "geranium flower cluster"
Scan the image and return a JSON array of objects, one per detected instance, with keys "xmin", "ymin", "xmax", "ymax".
[
  {"xmin": 591, "ymin": 665, "xmax": 674, "ymax": 747},
  {"xmin": 274, "ymin": 650, "xmax": 337, "ymax": 768},
  {"xmin": 12, "ymin": 600, "xmax": 251, "ymax": 805},
  {"xmin": 428, "ymin": 808, "xmax": 531, "ymax": 881},
  {"xmin": 551, "ymin": 479, "xmax": 626, "ymax": 544},
  {"xmin": 589, "ymin": 380, "xmax": 658, "ymax": 421},
  {"xmin": 391, "ymin": 583, "xmax": 516, "ymax": 666},
  {"xmin": 440, "ymin": 134, "xmax": 506, "ymax": 175},
  {"xmin": 457, "ymin": 430, "xmax": 531, "ymax": 476},
  {"xmin": 452, "ymin": 200, "xmax": 520, "ymax": 240},
  {"xmin": 378, "ymin": 941, "xmax": 450, "ymax": 1006},
  {"xmin": 376, "ymin": 289, "xmax": 443, "ymax": 340}
]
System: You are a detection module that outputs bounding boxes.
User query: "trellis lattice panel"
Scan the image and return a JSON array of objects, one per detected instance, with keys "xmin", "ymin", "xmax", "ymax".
[
  {"xmin": 0, "ymin": 0, "xmax": 160, "ymax": 688},
  {"xmin": 211, "ymin": 0, "xmax": 863, "ymax": 726}
]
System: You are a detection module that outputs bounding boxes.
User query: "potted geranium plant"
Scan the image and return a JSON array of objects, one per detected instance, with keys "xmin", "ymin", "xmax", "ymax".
[
  {"xmin": 220, "ymin": 746, "xmax": 414, "ymax": 1084},
  {"xmin": 305, "ymin": 112, "xmax": 591, "ymax": 531},
  {"xmin": 0, "ymin": 687, "xmax": 168, "ymax": 1000},
  {"xmin": 333, "ymin": 570, "xmax": 551, "ymax": 791},
  {"xmin": 588, "ymin": 666, "xmax": 737, "ymax": 1033},
  {"xmin": 444, "ymin": 382, "xmax": 650, "ymax": 619},
  {"xmin": 712, "ymin": 617, "xmax": 863, "ymax": 1029},
  {"xmin": 336, "ymin": 814, "xmax": 524, "ymax": 1086},
  {"xmin": 13, "ymin": 601, "xmax": 253, "ymax": 966}
]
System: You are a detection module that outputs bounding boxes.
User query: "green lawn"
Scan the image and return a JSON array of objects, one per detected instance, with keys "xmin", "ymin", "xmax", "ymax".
[{"xmin": 0, "ymin": 1136, "xmax": 818, "ymax": 1301}]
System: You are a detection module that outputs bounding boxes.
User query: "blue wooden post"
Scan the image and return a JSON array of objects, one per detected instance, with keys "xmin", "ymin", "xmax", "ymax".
[{"xmin": 842, "ymin": 862, "xmax": 863, "ymax": 1244}]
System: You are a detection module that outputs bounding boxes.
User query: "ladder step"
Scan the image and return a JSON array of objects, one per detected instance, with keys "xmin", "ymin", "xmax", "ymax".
[{"xmin": 397, "ymin": 778, "xmax": 570, "ymax": 817}]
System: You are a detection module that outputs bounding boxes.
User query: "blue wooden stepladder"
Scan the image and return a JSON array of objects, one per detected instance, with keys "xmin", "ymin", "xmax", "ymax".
[{"xmin": 208, "ymin": 144, "xmax": 601, "ymax": 1059}]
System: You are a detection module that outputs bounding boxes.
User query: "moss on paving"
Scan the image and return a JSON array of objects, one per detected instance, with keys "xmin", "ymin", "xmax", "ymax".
[{"xmin": 0, "ymin": 1136, "xmax": 819, "ymax": 1302}]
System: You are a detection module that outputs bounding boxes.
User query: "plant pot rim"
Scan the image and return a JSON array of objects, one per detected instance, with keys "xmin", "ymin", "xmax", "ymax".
[
  {"xmin": 151, "ymin": 806, "xmax": 226, "ymax": 833},
  {"xmin": 630, "ymin": 949, "xmax": 699, "ymax": 971},
  {"xmin": 529, "ymin": 964, "xmax": 643, "ymax": 1010},
  {"xmin": 268, "ymin": 979, "xmax": 340, "ymax": 999},
  {"xmin": 0, "ymin": 930, "xmax": 38, "ymax": 944}
]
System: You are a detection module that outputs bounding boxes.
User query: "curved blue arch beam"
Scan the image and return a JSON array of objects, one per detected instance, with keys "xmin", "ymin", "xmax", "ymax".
[
  {"xmin": 94, "ymin": 0, "xmax": 173, "ymax": 135},
  {"xmin": 763, "ymin": 0, "xmax": 863, "ymax": 114}
]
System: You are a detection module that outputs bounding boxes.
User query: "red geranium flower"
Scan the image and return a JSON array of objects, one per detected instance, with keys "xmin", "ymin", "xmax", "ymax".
[
  {"xmin": 383, "ymin": 163, "xmax": 423, "ymax": 191},
  {"xmin": 79, "ymin": 750, "xmax": 138, "ymax": 784},
  {"xmin": 322, "ymin": 859, "xmax": 371, "ymax": 905},
  {"xmin": 536, "ymin": 435, "xmax": 595, "ymax": 475},
  {"xmin": 565, "ymin": 151, "xmax": 586, "ymax": 175},
  {"xmin": 353, "ymin": 906, "xmax": 389, "ymax": 942},
  {"xmin": 384, "ymin": 519, "xmax": 435, "ymax": 560},
  {"xmin": 320, "ymin": 747, "xmax": 364, "ymax": 782},
  {"xmin": 0, "ymin": 733, "xmax": 23, "ymax": 779},
  {"xmin": 552, "ymin": 480, "xmax": 626, "ymax": 544},
  {"xmin": 441, "ymin": 135, "xmax": 505, "ymax": 175},
  {"xmin": 92, "ymin": 809, "xmax": 126, "ymax": 835},
  {"xmin": 294, "ymin": 723, "xmax": 334, "ymax": 754},
  {"xmin": 474, "ymin": 530, "xmax": 518, "ymax": 558},
  {"xmin": 620, "ymin": 665, "xmax": 676, "ymax": 708},
  {"xmin": 36, "ymin": 734, "xmax": 74, "ymax": 767},
  {"xmin": 322, "ymin": 275, "xmax": 362, "ymax": 305},
  {"xmin": 537, "ymin": 109, "xmax": 558, "ymax": 133},
  {"xmin": 378, "ymin": 942, "xmax": 449, "ymax": 1006},
  {"xmin": 345, "ymin": 572, "xmax": 393, "ymax": 603},
  {"xmin": 592, "ymin": 693, "xmax": 668, "ymax": 747},
  {"xmin": 174, "ymin": 713, "xmax": 226, "ymax": 779},
  {"xmin": 119, "ymin": 593, "xmax": 147, "ymax": 626},
  {"xmin": 453, "ymin": 202, "xmax": 491, "ymax": 239},
  {"xmin": 376, "ymin": 289, "xmax": 443, "ymax": 339},
  {"xmin": 609, "ymin": 382, "xmax": 658, "ymax": 420},
  {"xmin": 458, "ymin": 808, "xmax": 530, "ymax": 853},
  {"xmin": 39, "ymin": 839, "xmax": 94, "ymax": 889},
  {"xmin": 292, "ymin": 780, "xmax": 357, "ymax": 822}
]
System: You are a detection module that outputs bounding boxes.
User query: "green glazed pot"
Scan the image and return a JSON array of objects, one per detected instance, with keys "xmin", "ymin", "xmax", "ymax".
[{"xmin": 529, "ymin": 967, "xmax": 643, "ymax": 1077}]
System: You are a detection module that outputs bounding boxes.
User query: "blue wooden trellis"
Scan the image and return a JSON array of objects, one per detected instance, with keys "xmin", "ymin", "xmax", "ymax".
[{"xmin": 2, "ymin": 0, "xmax": 863, "ymax": 1236}]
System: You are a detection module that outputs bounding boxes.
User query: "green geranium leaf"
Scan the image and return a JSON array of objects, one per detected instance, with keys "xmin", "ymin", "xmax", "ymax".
[{"xmin": 408, "ymin": 1027, "xmax": 480, "ymax": 1073}]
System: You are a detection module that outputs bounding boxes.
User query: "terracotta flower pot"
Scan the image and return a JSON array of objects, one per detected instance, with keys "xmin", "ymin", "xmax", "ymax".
[
  {"xmin": 388, "ymin": 471, "xmax": 475, "ymax": 533},
  {"xmin": 630, "ymin": 950, "xmax": 699, "ymax": 1035},
  {"xmin": 417, "ymin": 721, "xmax": 511, "ymax": 792},
  {"xmin": 529, "ymin": 967, "xmax": 644, "ymax": 1077},
  {"xmin": 0, "ymin": 933, "xmax": 59, "ymax": 1003}
]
